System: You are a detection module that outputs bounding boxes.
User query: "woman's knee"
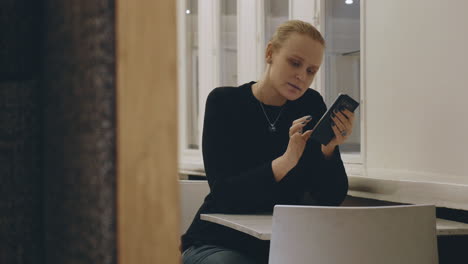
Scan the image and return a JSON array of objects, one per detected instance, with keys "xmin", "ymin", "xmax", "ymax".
[
  {"xmin": 182, "ymin": 245, "xmax": 256, "ymax": 264},
  {"xmin": 201, "ymin": 249, "xmax": 256, "ymax": 264}
]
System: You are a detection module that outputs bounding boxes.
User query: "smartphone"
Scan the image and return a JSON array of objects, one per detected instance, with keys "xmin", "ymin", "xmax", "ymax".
[{"xmin": 308, "ymin": 94, "xmax": 359, "ymax": 145}]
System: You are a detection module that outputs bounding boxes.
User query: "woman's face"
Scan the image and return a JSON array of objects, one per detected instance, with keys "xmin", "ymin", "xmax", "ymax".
[{"xmin": 267, "ymin": 33, "xmax": 324, "ymax": 101}]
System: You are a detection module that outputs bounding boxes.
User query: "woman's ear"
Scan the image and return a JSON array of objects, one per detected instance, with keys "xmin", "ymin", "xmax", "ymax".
[{"xmin": 265, "ymin": 43, "xmax": 274, "ymax": 64}]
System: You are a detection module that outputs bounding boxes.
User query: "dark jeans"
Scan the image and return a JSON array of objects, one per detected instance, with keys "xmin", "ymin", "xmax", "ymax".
[{"xmin": 182, "ymin": 244, "xmax": 257, "ymax": 264}]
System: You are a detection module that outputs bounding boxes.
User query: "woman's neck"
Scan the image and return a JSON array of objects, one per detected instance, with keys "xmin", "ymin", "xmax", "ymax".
[{"xmin": 252, "ymin": 79, "xmax": 287, "ymax": 106}]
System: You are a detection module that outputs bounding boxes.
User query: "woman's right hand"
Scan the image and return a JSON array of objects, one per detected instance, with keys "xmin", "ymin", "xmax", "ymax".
[
  {"xmin": 272, "ymin": 115, "xmax": 313, "ymax": 182},
  {"xmin": 284, "ymin": 115, "xmax": 313, "ymax": 165}
]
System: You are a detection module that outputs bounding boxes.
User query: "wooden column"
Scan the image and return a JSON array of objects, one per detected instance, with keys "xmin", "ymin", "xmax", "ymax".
[{"xmin": 116, "ymin": 0, "xmax": 180, "ymax": 263}]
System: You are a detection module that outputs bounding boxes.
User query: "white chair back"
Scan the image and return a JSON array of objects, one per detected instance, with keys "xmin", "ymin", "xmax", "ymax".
[
  {"xmin": 179, "ymin": 180, "xmax": 210, "ymax": 234},
  {"xmin": 269, "ymin": 204, "xmax": 438, "ymax": 264}
]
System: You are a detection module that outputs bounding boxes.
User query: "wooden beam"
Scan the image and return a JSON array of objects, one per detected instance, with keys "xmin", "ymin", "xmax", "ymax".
[{"xmin": 116, "ymin": 0, "xmax": 180, "ymax": 263}]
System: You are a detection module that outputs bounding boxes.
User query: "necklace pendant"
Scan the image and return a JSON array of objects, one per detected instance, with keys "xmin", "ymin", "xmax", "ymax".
[{"xmin": 268, "ymin": 124, "xmax": 276, "ymax": 133}]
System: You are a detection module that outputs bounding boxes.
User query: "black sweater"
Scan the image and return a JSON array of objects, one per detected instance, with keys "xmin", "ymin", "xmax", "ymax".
[{"xmin": 181, "ymin": 81, "xmax": 348, "ymax": 263}]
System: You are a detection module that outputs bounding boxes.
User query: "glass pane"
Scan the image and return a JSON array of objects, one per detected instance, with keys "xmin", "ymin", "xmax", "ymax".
[
  {"xmin": 186, "ymin": 0, "xmax": 199, "ymax": 149},
  {"xmin": 220, "ymin": 0, "xmax": 237, "ymax": 86},
  {"xmin": 264, "ymin": 0, "xmax": 289, "ymax": 48},
  {"xmin": 324, "ymin": 0, "xmax": 361, "ymax": 153}
]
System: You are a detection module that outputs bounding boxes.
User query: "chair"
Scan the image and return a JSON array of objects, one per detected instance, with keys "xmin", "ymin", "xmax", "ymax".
[
  {"xmin": 268, "ymin": 204, "xmax": 438, "ymax": 264},
  {"xmin": 179, "ymin": 180, "xmax": 210, "ymax": 234}
]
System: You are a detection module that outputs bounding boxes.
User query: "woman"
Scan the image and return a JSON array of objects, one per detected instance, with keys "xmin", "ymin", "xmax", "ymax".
[{"xmin": 181, "ymin": 20, "xmax": 355, "ymax": 264}]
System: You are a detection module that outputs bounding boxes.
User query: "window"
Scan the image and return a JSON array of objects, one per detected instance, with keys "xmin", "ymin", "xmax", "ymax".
[
  {"xmin": 263, "ymin": 0, "xmax": 289, "ymax": 69},
  {"xmin": 322, "ymin": 0, "xmax": 361, "ymax": 154},
  {"xmin": 178, "ymin": 0, "xmax": 363, "ymax": 174},
  {"xmin": 220, "ymin": 0, "xmax": 238, "ymax": 86},
  {"xmin": 183, "ymin": 0, "xmax": 199, "ymax": 150},
  {"xmin": 265, "ymin": 0, "xmax": 289, "ymax": 47}
]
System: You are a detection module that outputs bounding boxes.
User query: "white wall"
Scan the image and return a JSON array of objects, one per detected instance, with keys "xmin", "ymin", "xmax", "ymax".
[{"xmin": 364, "ymin": 0, "xmax": 468, "ymax": 185}]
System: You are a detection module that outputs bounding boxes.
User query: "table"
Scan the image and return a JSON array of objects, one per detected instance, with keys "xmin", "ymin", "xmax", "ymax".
[{"xmin": 201, "ymin": 213, "xmax": 468, "ymax": 240}]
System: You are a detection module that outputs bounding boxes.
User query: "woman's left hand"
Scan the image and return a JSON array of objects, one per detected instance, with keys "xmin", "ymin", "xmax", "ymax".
[{"xmin": 327, "ymin": 108, "xmax": 355, "ymax": 148}]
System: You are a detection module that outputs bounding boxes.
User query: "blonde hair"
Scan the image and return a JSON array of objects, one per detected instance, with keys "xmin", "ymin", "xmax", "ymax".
[{"xmin": 269, "ymin": 20, "xmax": 325, "ymax": 51}]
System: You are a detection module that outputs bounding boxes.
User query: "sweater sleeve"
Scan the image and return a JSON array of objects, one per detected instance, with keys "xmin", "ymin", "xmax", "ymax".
[
  {"xmin": 201, "ymin": 89, "xmax": 278, "ymax": 212},
  {"xmin": 308, "ymin": 93, "xmax": 348, "ymax": 205},
  {"xmin": 307, "ymin": 146, "xmax": 349, "ymax": 205}
]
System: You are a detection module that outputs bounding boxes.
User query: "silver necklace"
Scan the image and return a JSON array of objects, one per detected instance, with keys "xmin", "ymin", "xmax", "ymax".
[{"xmin": 258, "ymin": 101, "xmax": 285, "ymax": 133}]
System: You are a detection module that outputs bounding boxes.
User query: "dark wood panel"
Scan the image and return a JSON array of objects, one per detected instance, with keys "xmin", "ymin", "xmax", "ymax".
[
  {"xmin": 0, "ymin": 1, "xmax": 42, "ymax": 80},
  {"xmin": 0, "ymin": 0, "xmax": 43, "ymax": 262},
  {"xmin": 0, "ymin": 81, "xmax": 43, "ymax": 264},
  {"xmin": 42, "ymin": 0, "xmax": 117, "ymax": 263}
]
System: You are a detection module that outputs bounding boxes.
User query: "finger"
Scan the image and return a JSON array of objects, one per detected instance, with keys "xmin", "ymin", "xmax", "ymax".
[
  {"xmin": 331, "ymin": 115, "xmax": 345, "ymax": 133},
  {"xmin": 290, "ymin": 115, "xmax": 313, "ymax": 136},
  {"xmin": 335, "ymin": 111, "xmax": 351, "ymax": 128},
  {"xmin": 292, "ymin": 115, "xmax": 312, "ymax": 125},
  {"xmin": 290, "ymin": 131, "xmax": 304, "ymax": 141},
  {"xmin": 337, "ymin": 110, "xmax": 355, "ymax": 135},
  {"xmin": 341, "ymin": 109, "xmax": 355, "ymax": 122},
  {"xmin": 331, "ymin": 123, "xmax": 343, "ymax": 141},
  {"xmin": 289, "ymin": 122, "xmax": 307, "ymax": 136},
  {"xmin": 302, "ymin": 129, "xmax": 313, "ymax": 141}
]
